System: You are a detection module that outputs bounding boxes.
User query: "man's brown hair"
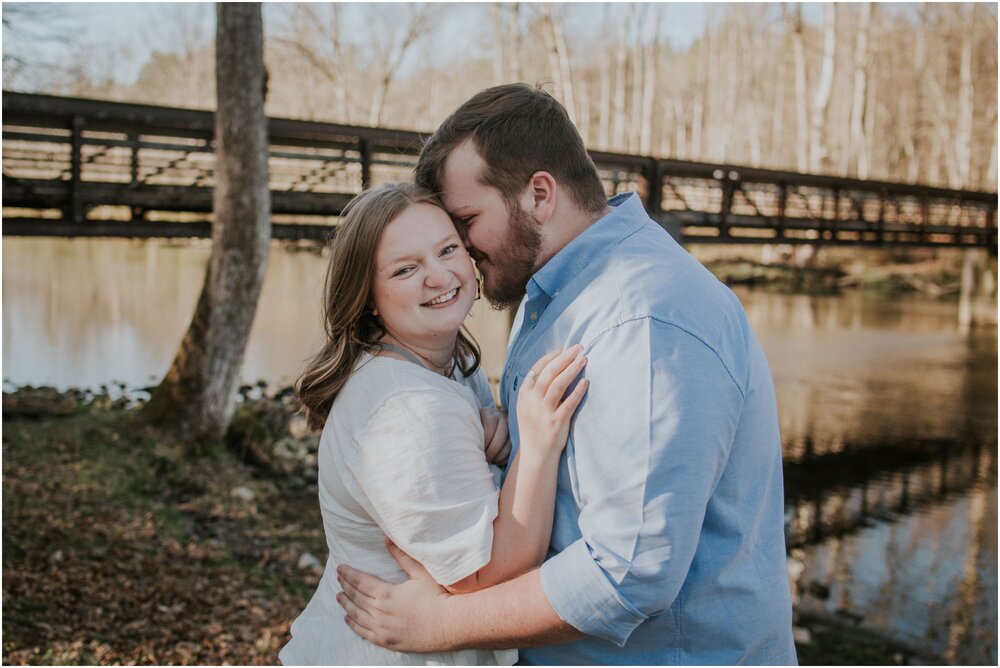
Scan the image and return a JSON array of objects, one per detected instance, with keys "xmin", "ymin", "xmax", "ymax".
[{"xmin": 415, "ymin": 83, "xmax": 607, "ymax": 214}]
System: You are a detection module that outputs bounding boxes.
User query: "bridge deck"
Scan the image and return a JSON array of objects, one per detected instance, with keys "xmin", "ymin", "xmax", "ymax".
[{"xmin": 3, "ymin": 92, "xmax": 996, "ymax": 248}]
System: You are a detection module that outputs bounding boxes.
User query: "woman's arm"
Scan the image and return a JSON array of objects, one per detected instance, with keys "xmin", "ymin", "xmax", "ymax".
[{"xmin": 445, "ymin": 345, "xmax": 588, "ymax": 594}]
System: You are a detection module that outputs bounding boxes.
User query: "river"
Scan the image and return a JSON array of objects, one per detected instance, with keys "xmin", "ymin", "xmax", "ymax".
[{"xmin": 4, "ymin": 237, "xmax": 997, "ymax": 663}]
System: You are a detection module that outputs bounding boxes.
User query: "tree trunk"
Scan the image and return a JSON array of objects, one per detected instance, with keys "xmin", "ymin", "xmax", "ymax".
[
  {"xmin": 954, "ymin": 5, "xmax": 974, "ymax": 189},
  {"xmin": 639, "ymin": 8, "xmax": 660, "ymax": 155},
  {"xmin": 491, "ymin": 3, "xmax": 505, "ymax": 83},
  {"xmin": 143, "ymin": 3, "xmax": 271, "ymax": 447},
  {"xmin": 849, "ymin": 3, "xmax": 873, "ymax": 179},
  {"xmin": 628, "ymin": 7, "xmax": 643, "ymax": 153},
  {"xmin": 788, "ymin": 4, "xmax": 809, "ymax": 172},
  {"xmin": 539, "ymin": 4, "xmax": 575, "ymax": 124},
  {"xmin": 809, "ymin": 4, "xmax": 836, "ymax": 172},
  {"xmin": 509, "ymin": 3, "xmax": 523, "ymax": 82},
  {"xmin": 612, "ymin": 12, "xmax": 628, "ymax": 150},
  {"xmin": 597, "ymin": 6, "xmax": 612, "ymax": 150},
  {"xmin": 770, "ymin": 39, "xmax": 786, "ymax": 166}
]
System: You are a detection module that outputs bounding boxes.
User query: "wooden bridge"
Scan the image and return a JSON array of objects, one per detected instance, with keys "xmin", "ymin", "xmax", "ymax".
[{"xmin": 3, "ymin": 91, "xmax": 997, "ymax": 249}]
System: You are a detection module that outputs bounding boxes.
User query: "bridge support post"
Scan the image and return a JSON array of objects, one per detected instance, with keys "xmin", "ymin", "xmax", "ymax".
[
  {"xmin": 69, "ymin": 115, "xmax": 84, "ymax": 224},
  {"xmin": 958, "ymin": 248, "xmax": 997, "ymax": 330},
  {"xmin": 359, "ymin": 139, "xmax": 372, "ymax": 189}
]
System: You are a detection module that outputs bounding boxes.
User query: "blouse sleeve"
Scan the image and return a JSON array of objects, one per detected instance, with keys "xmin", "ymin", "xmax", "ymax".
[{"xmin": 346, "ymin": 387, "xmax": 499, "ymax": 586}]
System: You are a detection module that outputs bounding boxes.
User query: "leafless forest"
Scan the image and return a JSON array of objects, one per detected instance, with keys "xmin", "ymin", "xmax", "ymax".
[{"xmin": 4, "ymin": 2, "xmax": 998, "ymax": 191}]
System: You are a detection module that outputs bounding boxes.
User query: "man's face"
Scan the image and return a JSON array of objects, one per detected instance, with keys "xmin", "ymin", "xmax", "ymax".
[{"xmin": 439, "ymin": 141, "xmax": 542, "ymax": 310}]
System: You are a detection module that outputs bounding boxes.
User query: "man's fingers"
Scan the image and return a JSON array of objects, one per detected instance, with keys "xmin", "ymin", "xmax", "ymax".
[
  {"xmin": 336, "ymin": 591, "xmax": 377, "ymax": 630},
  {"xmin": 386, "ymin": 538, "xmax": 429, "ymax": 581},
  {"xmin": 484, "ymin": 419, "xmax": 509, "ymax": 462},
  {"xmin": 344, "ymin": 612, "xmax": 378, "ymax": 643},
  {"xmin": 337, "ymin": 563, "xmax": 383, "ymax": 600},
  {"xmin": 338, "ymin": 571, "xmax": 376, "ymax": 615}
]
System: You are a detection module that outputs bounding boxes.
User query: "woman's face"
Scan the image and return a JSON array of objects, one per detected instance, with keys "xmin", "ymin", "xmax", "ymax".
[{"xmin": 371, "ymin": 202, "xmax": 477, "ymax": 348}]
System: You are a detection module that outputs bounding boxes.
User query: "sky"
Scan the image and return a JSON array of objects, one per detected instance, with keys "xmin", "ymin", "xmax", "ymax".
[{"xmin": 2, "ymin": 1, "xmax": 730, "ymax": 87}]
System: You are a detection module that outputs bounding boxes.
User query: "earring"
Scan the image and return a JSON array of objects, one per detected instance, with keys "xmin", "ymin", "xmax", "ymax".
[{"xmin": 475, "ymin": 276, "xmax": 482, "ymax": 301}]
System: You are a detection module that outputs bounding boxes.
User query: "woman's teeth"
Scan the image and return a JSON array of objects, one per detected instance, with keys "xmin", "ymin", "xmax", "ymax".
[{"xmin": 426, "ymin": 288, "xmax": 458, "ymax": 306}]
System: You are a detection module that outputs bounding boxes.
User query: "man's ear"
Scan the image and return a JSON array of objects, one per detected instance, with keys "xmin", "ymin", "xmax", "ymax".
[{"xmin": 521, "ymin": 171, "xmax": 557, "ymax": 225}]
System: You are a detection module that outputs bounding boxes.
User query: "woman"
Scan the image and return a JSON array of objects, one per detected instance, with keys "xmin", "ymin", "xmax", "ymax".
[{"xmin": 279, "ymin": 183, "xmax": 588, "ymax": 665}]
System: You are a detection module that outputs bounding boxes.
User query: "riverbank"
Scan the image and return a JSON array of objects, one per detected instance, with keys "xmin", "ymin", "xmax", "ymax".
[
  {"xmin": 695, "ymin": 245, "xmax": 996, "ymax": 303},
  {"xmin": 3, "ymin": 388, "xmax": 950, "ymax": 665}
]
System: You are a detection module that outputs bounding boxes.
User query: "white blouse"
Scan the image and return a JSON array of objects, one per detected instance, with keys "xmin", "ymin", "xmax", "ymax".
[{"xmin": 279, "ymin": 353, "xmax": 517, "ymax": 666}]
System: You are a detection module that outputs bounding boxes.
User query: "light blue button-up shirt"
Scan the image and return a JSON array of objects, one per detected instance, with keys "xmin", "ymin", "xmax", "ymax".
[{"xmin": 501, "ymin": 193, "xmax": 796, "ymax": 665}]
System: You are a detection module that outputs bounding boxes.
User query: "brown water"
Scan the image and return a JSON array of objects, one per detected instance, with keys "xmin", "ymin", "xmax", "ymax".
[{"xmin": 3, "ymin": 238, "xmax": 997, "ymax": 663}]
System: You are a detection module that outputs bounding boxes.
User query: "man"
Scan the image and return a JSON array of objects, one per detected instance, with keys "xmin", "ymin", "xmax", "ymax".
[{"xmin": 336, "ymin": 83, "xmax": 796, "ymax": 665}]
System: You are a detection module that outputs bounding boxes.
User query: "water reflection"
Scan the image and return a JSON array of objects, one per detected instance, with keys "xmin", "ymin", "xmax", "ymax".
[
  {"xmin": 3, "ymin": 239, "xmax": 997, "ymax": 662},
  {"xmin": 2, "ymin": 238, "xmax": 510, "ymax": 390},
  {"xmin": 738, "ymin": 288, "xmax": 998, "ymax": 663}
]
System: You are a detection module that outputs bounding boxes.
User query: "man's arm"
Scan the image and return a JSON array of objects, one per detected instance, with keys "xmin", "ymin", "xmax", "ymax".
[{"xmin": 337, "ymin": 540, "xmax": 584, "ymax": 652}]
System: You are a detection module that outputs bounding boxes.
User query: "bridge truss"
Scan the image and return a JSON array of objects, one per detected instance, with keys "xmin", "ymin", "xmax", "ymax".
[{"xmin": 3, "ymin": 92, "xmax": 996, "ymax": 248}]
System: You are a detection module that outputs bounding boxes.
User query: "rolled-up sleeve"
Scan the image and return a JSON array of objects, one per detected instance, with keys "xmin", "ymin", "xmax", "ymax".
[
  {"xmin": 347, "ymin": 388, "xmax": 500, "ymax": 587},
  {"xmin": 538, "ymin": 317, "xmax": 745, "ymax": 646}
]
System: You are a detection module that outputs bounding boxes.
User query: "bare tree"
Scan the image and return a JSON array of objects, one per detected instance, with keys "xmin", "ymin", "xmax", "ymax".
[
  {"xmin": 368, "ymin": 4, "xmax": 440, "ymax": 126},
  {"xmin": 143, "ymin": 3, "xmax": 271, "ymax": 446},
  {"xmin": 639, "ymin": 7, "xmax": 661, "ymax": 155},
  {"xmin": 787, "ymin": 4, "xmax": 810, "ymax": 172},
  {"xmin": 272, "ymin": 3, "xmax": 350, "ymax": 121},
  {"xmin": 845, "ymin": 4, "xmax": 872, "ymax": 178},
  {"xmin": 808, "ymin": 4, "xmax": 837, "ymax": 172},
  {"xmin": 539, "ymin": 3, "xmax": 576, "ymax": 125}
]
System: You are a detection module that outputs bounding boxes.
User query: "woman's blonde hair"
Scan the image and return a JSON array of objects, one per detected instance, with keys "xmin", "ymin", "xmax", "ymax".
[{"xmin": 297, "ymin": 182, "xmax": 481, "ymax": 430}]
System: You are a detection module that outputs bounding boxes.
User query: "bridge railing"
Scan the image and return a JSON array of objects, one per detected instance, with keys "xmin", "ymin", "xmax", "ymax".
[{"xmin": 3, "ymin": 91, "xmax": 996, "ymax": 248}]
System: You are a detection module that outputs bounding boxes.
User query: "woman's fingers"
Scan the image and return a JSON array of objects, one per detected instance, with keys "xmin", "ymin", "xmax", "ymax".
[
  {"xmin": 525, "ymin": 348, "xmax": 562, "ymax": 388},
  {"xmin": 555, "ymin": 377, "xmax": 590, "ymax": 420},
  {"xmin": 544, "ymin": 353, "xmax": 587, "ymax": 405},
  {"xmin": 531, "ymin": 345, "xmax": 583, "ymax": 395}
]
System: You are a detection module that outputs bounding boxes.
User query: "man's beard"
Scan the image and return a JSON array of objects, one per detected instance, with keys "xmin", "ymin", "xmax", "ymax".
[{"xmin": 480, "ymin": 204, "xmax": 542, "ymax": 311}]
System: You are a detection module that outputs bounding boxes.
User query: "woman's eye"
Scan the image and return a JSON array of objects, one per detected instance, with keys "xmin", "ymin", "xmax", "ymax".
[
  {"xmin": 392, "ymin": 266, "xmax": 414, "ymax": 277},
  {"xmin": 441, "ymin": 244, "xmax": 459, "ymax": 256}
]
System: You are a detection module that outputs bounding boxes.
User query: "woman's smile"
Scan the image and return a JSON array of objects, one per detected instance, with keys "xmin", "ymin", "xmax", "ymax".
[{"xmin": 424, "ymin": 287, "xmax": 460, "ymax": 307}]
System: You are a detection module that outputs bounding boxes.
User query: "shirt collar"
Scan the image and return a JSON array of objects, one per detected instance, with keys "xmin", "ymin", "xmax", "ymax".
[{"xmin": 528, "ymin": 192, "xmax": 647, "ymax": 301}]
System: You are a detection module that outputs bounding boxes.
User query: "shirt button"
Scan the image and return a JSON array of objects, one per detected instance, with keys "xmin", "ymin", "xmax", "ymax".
[{"xmin": 530, "ymin": 312, "xmax": 538, "ymax": 321}]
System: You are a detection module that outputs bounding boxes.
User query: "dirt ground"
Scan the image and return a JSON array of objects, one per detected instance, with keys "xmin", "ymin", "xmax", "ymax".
[{"xmin": 3, "ymin": 398, "xmax": 943, "ymax": 665}]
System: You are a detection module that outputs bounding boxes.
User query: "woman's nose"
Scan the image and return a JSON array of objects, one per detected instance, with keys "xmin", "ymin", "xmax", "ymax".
[{"xmin": 424, "ymin": 261, "xmax": 450, "ymax": 286}]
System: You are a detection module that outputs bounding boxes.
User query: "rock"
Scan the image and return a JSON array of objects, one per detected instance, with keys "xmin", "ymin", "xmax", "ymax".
[
  {"xmin": 288, "ymin": 413, "xmax": 310, "ymax": 438},
  {"xmin": 793, "ymin": 626, "xmax": 812, "ymax": 645},
  {"xmin": 297, "ymin": 552, "xmax": 323, "ymax": 573},
  {"xmin": 231, "ymin": 486, "xmax": 255, "ymax": 502}
]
